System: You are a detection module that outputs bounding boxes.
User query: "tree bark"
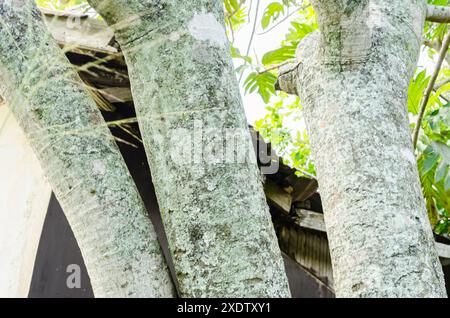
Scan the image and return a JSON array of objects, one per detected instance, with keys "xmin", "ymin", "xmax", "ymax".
[
  {"xmin": 426, "ymin": 4, "xmax": 450, "ymax": 23},
  {"xmin": 277, "ymin": 0, "xmax": 447, "ymax": 297},
  {"xmin": 88, "ymin": 0, "xmax": 290, "ymax": 297},
  {"xmin": 0, "ymin": 0, "xmax": 175, "ymax": 297}
]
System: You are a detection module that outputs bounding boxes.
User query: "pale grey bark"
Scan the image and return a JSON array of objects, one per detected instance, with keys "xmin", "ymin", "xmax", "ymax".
[
  {"xmin": 0, "ymin": 0, "xmax": 175, "ymax": 297},
  {"xmin": 427, "ymin": 4, "xmax": 450, "ymax": 23},
  {"xmin": 278, "ymin": 0, "xmax": 447, "ymax": 297},
  {"xmin": 88, "ymin": 0, "xmax": 290, "ymax": 297}
]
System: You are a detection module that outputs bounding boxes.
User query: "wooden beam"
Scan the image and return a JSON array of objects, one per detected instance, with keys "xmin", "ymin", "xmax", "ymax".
[
  {"xmin": 290, "ymin": 208, "xmax": 450, "ymax": 261},
  {"xmin": 287, "ymin": 175, "xmax": 318, "ymax": 202},
  {"xmin": 282, "ymin": 252, "xmax": 335, "ymax": 297},
  {"xmin": 40, "ymin": 8, "xmax": 117, "ymax": 54},
  {"xmin": 293, "ymin": 209, "xmax": 326, "ymax": 233},
  {"xmin": 436, "ymin": 242, "xmax": 450, "ymax": 260},
  {"xmin": 79, "ymin": 69, "xmax": 129, "ymax": 88},
  {"xmin": 264, "ymin": 180, "xmax": 292, "ymax": 214}
]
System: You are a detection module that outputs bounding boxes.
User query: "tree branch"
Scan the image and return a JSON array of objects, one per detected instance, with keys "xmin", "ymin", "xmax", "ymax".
[
  {"xmin": 275, "ymin": 32, "xmax": 319, "ymax": 95},
  {"xmin": 274, "ymin": 61, "xmax": 301, "ymax": 95},
  {"xmin": 423, "ymin": 38, "xmax": 450, "ymax": 67},
  {"xmin": 413, "ymin": 31, "xmax": 450, "ymax": 148},
  {"xmin": 426, "ymin": 5, "xmax": 450, "ymax": 23},
  {"xmin": 239, "ymin": 0, "xmax": 260, "ymax": 82},
  {"xmin": 257, "ymin": 59, "xmax": 293, "ymax": 75},
  {"xmin": 435, "ymin": 77, "xmax": 450, "ymax": 90},
  {"xmin": 258, "ymin": 5, "xmax": 308, "ymax": 36}
]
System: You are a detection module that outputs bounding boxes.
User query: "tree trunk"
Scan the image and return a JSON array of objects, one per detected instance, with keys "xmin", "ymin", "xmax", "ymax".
[
  {"xmin": 0, "ymin": 0, "xmax": 175, "ymax": 298},
  {"xmin": 277, "ymin": 0, "xmax": 447, "ymax": 297},
  {"xmin": 88, "ymin": 0, "xmax": 290, "ymax": 297}
]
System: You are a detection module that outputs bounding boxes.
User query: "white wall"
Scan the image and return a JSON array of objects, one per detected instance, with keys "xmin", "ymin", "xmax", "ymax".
[{"xmin": 0, "ymin": 104, "xmax": 51, "ymax": 297}]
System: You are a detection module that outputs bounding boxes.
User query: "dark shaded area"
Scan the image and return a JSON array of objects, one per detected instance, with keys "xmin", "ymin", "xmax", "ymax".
[
  {"xmin": 28, "ymin": 105, "xmax": 335, "ymax": 297},
  {"xmin": 29, "ymin": 43, "xmax": 332, "ymax": 299},
  {"xmin": 29, "ymin": 102, "xmax": 178, "ymax": 297},
  {"xmin": 442, "ymin": 265, "xmax": 450, "ymax": 295},
  {"xmin": 28, "ymin": 194, "xmax": 93, "ymax": 298},
  {"xmin": 102, "ymin": 104, "xmax": 179, "ymax": 294},
  {"xmin": 282, "ymin": 253, "xmax": 334, "ymax": 298},
  {"xmin": 435, "ymin": 235, "xmax": 450, "ymax": 295},
  {"xmin": 29, "ymin": 193, "xmax": 335, "ymax": 298}
]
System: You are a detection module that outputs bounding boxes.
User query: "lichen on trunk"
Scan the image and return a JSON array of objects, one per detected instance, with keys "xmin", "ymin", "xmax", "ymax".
[
  {"xmin": 88, "ymin": 0, "xmax": 291, "ymax": 297},
  {"xmin": 0, "ymin": 0, "xmax": 175, "ymax": 297},
  {"xmin": 278, "ymin": 0, "xmax": 447, "ymax": 297}
]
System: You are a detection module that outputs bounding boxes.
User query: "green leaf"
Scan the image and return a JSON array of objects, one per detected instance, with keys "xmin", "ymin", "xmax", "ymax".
[
  {"xmin": 224, "ymin": 0, "xmax": 241, "ymax": 13},
  {"xmin": 261, "ymin": 2, "xmax": 285, "ymax": 29},
  {"xmin": 445, "ymin": 173, "xmax": 450, "ymax": 191},
  {"xmin": 422, "ymin": 151, "xmax": 439, "ymax": 175},
  {"xmin": 432, "ymin": 141, "xmax": 450, "ymax": 165},
  {"xmin": 235, "ymin": 64, "xmax": 247, "ymax": 76},
  {"xmin": 435, "ymin": 220, "xmax": 449, "ymax": 235},
  {"xmin": 434, "ymin": 82, "xmax": 450, "ymax": 101},
  {"xmin": 435, "ymin": 160, "xmax": 448, "ymax": 183},
  {"xmin": 262, "ymin": 45, "xmax": 296, "ymax": 66},
  {"xmin": 408, "ymin": 70, "xmax": 430, "ymax": 115},
  {"xmin": 284, "ymin": 21, "xmax": 317, "ymax": 43},
  {"xmin": 230, "ymin": 45, "xmax": 252, "ymax": 64},
  {"xmin": 244, "ymin": 72, "xmax": 277, "ymax": 103}
]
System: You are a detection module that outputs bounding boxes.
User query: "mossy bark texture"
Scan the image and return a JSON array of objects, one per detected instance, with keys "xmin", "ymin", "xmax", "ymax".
[
  {"xmin": 88, "ymin": 0, "xmax": 291, "ymax": 297},
  {"xmin": 278, "ymin": 0, "xmax": 447, "ymax": 297},
  {"xmin": 0, "ymin": 0, "xmax": 174, "ymax": 297}
]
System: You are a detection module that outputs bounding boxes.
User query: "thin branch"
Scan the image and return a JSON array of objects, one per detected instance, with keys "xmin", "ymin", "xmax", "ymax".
[
  {"xmin": 242, "ymin": 1, "xmax": 260, "ymax": 62},
  {"xmin": 258, "ymin": 5, "xmax": 310, "ymax": 36},
  {"xmin": 225, "ymin": 0, "xmax": 246, "ymax": 18},
  {"xmin": 435, "ymin": 77, "xmax": 450, "ymax": 90},
  {"xmin": 423, "ymin": 38, "xmax": 441, "ymax": 52},
  {"xmin": 423, "ymin": 38, "xmax": 450, "ymax": 65},
  {"xmin": 438, "ymin": 92, "xmax": 450, "ymax": 104},
  {"xmin": 247, "ymin": 0, "xmax": 253, "ymax": 23},
  {"xmin": 433, "ymin": 76, "xmax": 450, "ymax": 104},
  {"xmin": 426, "ymin": 5, "xmax": 450, "ymax": 23},
  {"xmin": 239, "ymin": 0, "xmax": 260, "ymax": 82},
  {"xmin": 227, "ymin": 16, "xmax": 235, "ymax": 43},
  {"xmin": 257, "ymin": 59, "xmax": 293, "ymax": 74},
  {"xmin": 413, "ymin": 31, "xmax": 450, "ymax": 148},
  {"xmin": 295, "ymin": 168, "xmax": 316, "ymax": 179}
]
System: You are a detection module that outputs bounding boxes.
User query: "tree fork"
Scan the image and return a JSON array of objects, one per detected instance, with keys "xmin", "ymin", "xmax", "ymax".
[{"xmin": 278, "ymin": 0, "xmax": 447, "ymax": 297}]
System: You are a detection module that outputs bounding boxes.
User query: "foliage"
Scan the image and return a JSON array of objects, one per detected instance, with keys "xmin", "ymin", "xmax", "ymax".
[
  {"xmin": 254, "ymin": 93, "xmax": 315, "ymax": 178},
  {"xmin": 36, "ymin": 0, "xmax": 450, "ymax": 235},
  {"xmin": 226, "ymin": 1, "xmax": 316, "ymax": 176},
  {"xmin": 409, "ymin": 0, "xmax": 450, "ymax": 234},
  {"xmin": 225, "ymin": 0, "xmax": 317, "ymax": 182},
  {"xmin": 417, "ymin": 102, "xmax": 450, "ymax": 233},
  {"xmin": 226, "ymin": 0, "xmax": 450, "ymax": 236},
  {"xmin": 35, "ymin": 0, "xmax": 86, "ymax": 10}
]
